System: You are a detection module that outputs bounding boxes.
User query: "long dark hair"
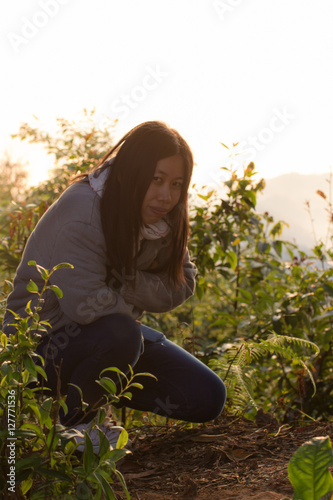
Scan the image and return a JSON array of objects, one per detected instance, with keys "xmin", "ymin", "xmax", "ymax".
[{"xmin": 95, "ymin": 121, "xmax": 193, "ymax": 286}]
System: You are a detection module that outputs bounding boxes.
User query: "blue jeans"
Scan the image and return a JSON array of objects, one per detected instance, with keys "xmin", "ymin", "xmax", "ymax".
[{"xmin": 36, "ymin": 313, "xmax": 226, "ymax": 426}]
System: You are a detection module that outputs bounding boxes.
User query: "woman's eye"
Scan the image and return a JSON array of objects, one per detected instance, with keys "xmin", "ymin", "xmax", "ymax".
[
  {"xmin": 173, "ymin": 182, "xmax": 183, "ymax": 188},
  {"xmin": 153, "ymin": 177, "xmax": 162, "ymax": 183}
]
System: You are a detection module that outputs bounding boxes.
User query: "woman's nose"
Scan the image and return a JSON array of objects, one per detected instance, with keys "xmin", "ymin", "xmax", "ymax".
[{"xmin": 158, "ymin": 184, "xmax": 171, "ymax": 201}]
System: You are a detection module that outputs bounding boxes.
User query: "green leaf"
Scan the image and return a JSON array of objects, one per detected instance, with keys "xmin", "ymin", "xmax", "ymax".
[
  {"xmin": 33, "ymin": 466, "xmax": 72, "ymax": 482},
  {"xmin": 23, "ymin": 355, "xmax": 37, "ymax": 377},
  {"xmin": 47, "ymin": 284, "xmax": 63, "ymax": 298},
  {"xmin": 4, "ymin": 280, "xmax": 13, "ymax": 292},
  {"xmin": 21, "ymin": 476, "xmax": 33, "ymax": 495},
  {"xmin": 98, "ymin": 429, "xmax": 110, "ymax": 457},
  {"xmin": 129, "ymin": 382, "xmax": 144, "ymax": 390},
  {"xmin": 100, "ymin": 366, "xmax": 124, "ymax": 376},
  {"xmin": 25, "ymin": 300, "xmax": 32, "ymax": 315},
  {"xmin": 52, "ymin": 262, "xmax": 74, "ymax": 270},
  {"xmin": 46, "ymin": 426, "xmax": 58, "ymax": 450},
  {"xmin": 243, "ymin": 190, "xmax": 256, "ymax": 207},
  {"xmin": 58, "ymin": 399, "xmax": 68, "ymax": 416},
  {"xmin": 226, "ymin": 251, "xmax": 237, "ymax": 271},
  {"xmin": 114, "ymin": 469, "xmax": 131, "ymax": 500},
  {"xmin": 83, "ymin": 432, "xmax": 95, "ymax": 474},
  {"xmin": 322, "ymin": 283, "xmax": 333, "ymax": 297},
  {"xmin": 313, "ymin": 310, "xmax": 333, "ymax": 321},
  {"xmin": 116, "ymin": 429, "xmax": 129, "ymax": 449},
  {"xmin": 135, "ymin": 371, "xmax": 158, "ymax": 380},
  {"xmin": 36, "ymin": 265, "xmax": 49, "ymax": 281},
  {"xmin": 76, "ymin": 483, "xmax": 93, "ymax": 499},
  {"xmin": 288, "ymin": 436, "xmax": 333, "ymax": 500},
  {"xmin": 22, "ymin": 369, "xmax": 30, "ymax": 383},
  {"xmin": 20, "ymin": 421, "xmax": 42, "ymax": 436},
  {"xmin": 106, "ymin": 449, "xmax": 127, "ymax": 463},
  {"xmin": 93, "ymin": 472, "xmax": 116, "ymax": 500},
  {"xmin": 26, "ymin": 280, "xmax": 39, "ymax": 293},
  {"xmin": 97, "ymin": 408, "xmax": 106, "ymax": 425},
  {"xmin": 238, "ymin": 288, "xmax": 252, "ymax": 302},
  {"xmin": 68, "ymin": 382, "xmax": 84, "ymax": 400},
  {"xmin": 257, "ymin": 240, "xmax": 270, "ymax": 254},
  {"xmin": 273, "ymin": 240, "xmax": 283, "ymax": 257},
  {"xmin": 35, "ymin": 364, "xmax": 47, "ymax": 381},
  {"xmin": 1, "ymin": 333, "xmax": 7, "ymax": 349},
  {"xmin": 15, "ymin": 456, "xmax": 42, "ymax": 471},
  {"xmin": 196, "ymin": 285, "xmax": 203, "ymax": 300},
  {"xmin": 40, "ymin": 398, "xmax": 53, "ymax": 426},
  {"xmin": 97, "ymin": 377, "xmax": 117, "ymax": 395}
]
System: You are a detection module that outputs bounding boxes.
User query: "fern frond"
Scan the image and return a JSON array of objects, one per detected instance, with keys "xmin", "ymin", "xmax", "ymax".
[
  {"xmin": 265, "ymin": 334, "xmax": 320, "ymax": 355},
  {"xmin": 298, "ymin": 358, "xmax": 316, "ymax": 397},
  {"xmin": 209, "ymin": 332, "xmax": 320, "ymax": 412},
  {"xmin": 224, "ymin": 344, "xmax": 247, "ymax": 367},
  {"xmin": 250, "ymin": 334, "xmax": 319, "ymax": 361},
  {"xmin": 210, "ymin": 358, "xmax": 258, "ymax": 411},
  {"xmin": 233, "ymin": 365, "xmax": 258, "ymax": 410}
]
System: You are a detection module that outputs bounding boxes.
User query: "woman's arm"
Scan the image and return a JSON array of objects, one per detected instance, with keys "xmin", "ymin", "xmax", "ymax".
[
  {"xmin": 48, "ymin": 221, "xmax": 141, "ymax": 324},
  {"xmin": 119, "ymin": 249, "xmax": 197, "ymax": 313}
]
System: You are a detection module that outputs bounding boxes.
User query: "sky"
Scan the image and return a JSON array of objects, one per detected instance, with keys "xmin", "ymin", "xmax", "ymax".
[{"xmin": 1, "ymin": 0, "xmax": 333, "ymax": 187}]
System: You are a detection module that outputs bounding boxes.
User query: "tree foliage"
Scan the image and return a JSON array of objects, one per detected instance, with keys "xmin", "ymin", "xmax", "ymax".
[{"xmin": 0, "ymin": 110, "xmax": 116, "ymax": 277}]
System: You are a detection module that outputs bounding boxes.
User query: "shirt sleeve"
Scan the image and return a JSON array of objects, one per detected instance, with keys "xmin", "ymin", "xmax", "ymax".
[
  {"xmin": 48, "ymin": 221, "xmax": 140, "ymax": 324},
  {"xmin": 119, "ymin": 249, "xmax": 197, "ymax": 313}
]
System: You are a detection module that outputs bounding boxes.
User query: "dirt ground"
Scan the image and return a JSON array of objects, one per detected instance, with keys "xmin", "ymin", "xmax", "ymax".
[{"xmin": 113, "ymin": 411, "xmax": 333, "ymax": 500}]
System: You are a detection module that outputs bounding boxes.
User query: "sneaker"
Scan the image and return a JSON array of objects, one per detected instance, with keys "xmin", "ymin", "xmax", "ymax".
[{"xmin": 73, "ymin": 416, "xmax": 127, "ymax": 455}]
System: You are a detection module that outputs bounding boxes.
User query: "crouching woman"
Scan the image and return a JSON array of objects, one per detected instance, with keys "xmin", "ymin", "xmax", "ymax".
[{"xmin": 4, "ymin": 121, "xmax": 226, "ymax": 448}]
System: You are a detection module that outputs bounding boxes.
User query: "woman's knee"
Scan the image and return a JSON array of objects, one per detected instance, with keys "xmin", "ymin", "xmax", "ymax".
[
  {"xmin": 191, "ymin": 372, "xmax": 227, "ymax": 423},
  {"xmin": 202, "ymin": 374, "xmax": 227, "ymax": 422}
]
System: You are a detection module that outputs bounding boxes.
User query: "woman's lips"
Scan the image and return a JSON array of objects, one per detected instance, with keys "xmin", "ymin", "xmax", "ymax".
[{"xmin": 150, "ymin": 207, "xmax": 169, "ymax": 216}]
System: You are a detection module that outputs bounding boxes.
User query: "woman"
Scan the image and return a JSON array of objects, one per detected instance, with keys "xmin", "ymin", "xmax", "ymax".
[{"xmin": 4, "ymin": 121, "xmax": 226, "ymax": 451}]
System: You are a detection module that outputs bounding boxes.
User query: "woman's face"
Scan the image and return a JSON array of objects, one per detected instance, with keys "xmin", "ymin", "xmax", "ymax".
[{"xmin": 141, "ymin": 154, "xmax": 185, "ymax": 225}]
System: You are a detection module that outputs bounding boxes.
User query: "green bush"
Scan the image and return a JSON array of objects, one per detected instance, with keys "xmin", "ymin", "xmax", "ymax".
[{"xmin": 0, "ymin": 261, "xmax": 154, "ymax": 499}]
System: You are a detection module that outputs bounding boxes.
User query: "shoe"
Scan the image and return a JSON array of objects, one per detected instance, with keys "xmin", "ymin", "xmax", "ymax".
[{"xmin": 73, "ymin": 416, "xmax": 127, "ymax": 455}]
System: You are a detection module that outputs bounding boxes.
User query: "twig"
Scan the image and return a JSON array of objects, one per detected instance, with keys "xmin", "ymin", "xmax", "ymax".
[
  {"xmin": 304, "ymin": 200, "xmax": 318, "ymax": 247},
  {"xmin": 325, "ymin": 167, "xmax": 333, "ymax": 248},
  {"xmin": 223, "ymin": 344, "xmax": 244, "ymax": 382}
]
